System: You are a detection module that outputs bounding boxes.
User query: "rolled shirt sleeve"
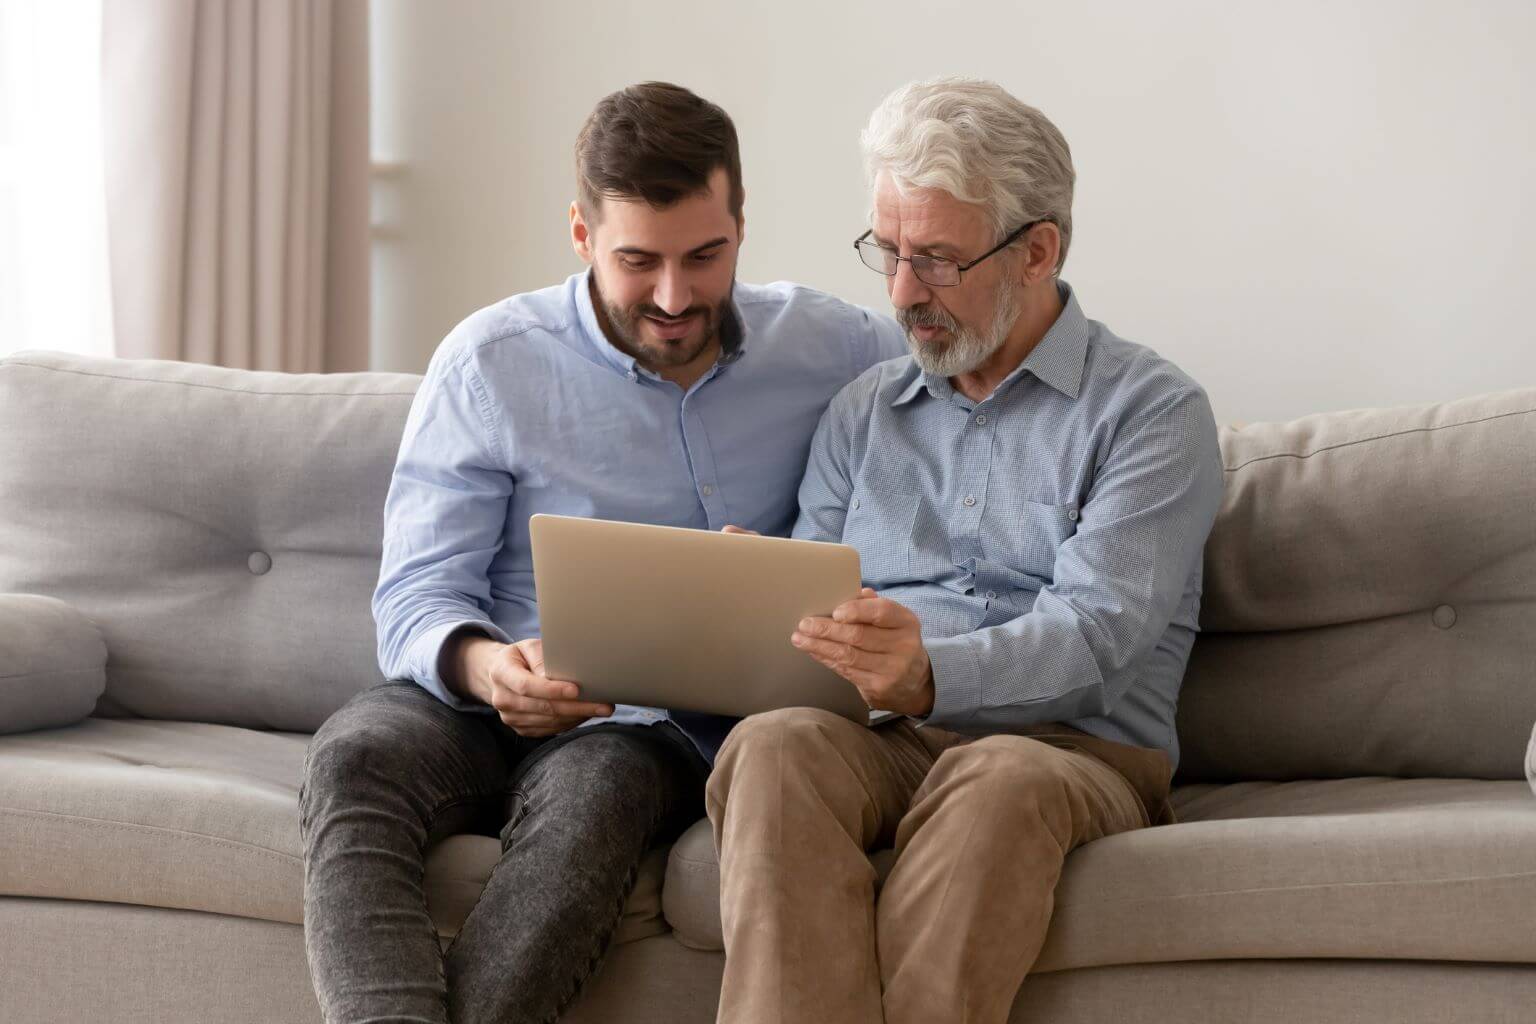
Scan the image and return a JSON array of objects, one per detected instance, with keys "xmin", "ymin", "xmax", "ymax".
[
  {"xmin": 922, "ymin": 387, "xmax": 1224, "ymax": 731},
  {"xmin": 371, "ymin": 347, "xmax": 514, "ymax": 713}
]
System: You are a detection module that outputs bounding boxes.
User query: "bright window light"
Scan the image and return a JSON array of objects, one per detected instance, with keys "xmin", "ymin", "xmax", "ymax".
[{"xmin": 0, "ymin": 0, "xmax": 114, "ymax": 359}]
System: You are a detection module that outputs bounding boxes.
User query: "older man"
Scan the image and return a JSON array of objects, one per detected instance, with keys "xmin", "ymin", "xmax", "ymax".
[{"xmin": 709, "ymin": 78, "xmax": 1224, "ymax": 1024}]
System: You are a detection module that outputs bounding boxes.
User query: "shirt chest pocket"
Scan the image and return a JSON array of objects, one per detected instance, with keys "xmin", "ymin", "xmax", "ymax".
[
  {"xmin": 982, "ymin": 497, "xmax": 1079, "ymax": 583},
  {"xmin": 840, "ymin": 487, "xmax": 919, "ymax": 587}
]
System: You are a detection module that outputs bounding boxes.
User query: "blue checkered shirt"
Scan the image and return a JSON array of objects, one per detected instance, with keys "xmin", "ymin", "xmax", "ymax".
[{"xmin": 793, "ymin": 280, "xmax": 1223, "ymax": 771}]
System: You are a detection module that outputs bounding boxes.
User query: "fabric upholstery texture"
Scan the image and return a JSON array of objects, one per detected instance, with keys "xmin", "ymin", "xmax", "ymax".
[
  {"xmin": 663, "ymin": 777, "xmax": 1536, "ymax": 967},
  {"xmin": 0, "ymin": 353, "xmax": 417, "ymax": 732},
  {"xmin": 1177, "ymin": 387, "xmax": 1536, "ymax": 782},
  {"xmin": 3, "ymin": 351, "xmax": 1534, "ymax": 1021},
  {"xmin": 0, "ymin": 717, "xmax": 667, "ymax": 943},
  {"xmin": 10, "ymin": 716, "xmax": 1534, "ymax": 981},
  {"xmin": 0, "ymin": 593, "xmax": 107, "ymax": 734},
  {"xmin": 3, "ymin": 898, "xmax": 1534, "ymax": 1024}
]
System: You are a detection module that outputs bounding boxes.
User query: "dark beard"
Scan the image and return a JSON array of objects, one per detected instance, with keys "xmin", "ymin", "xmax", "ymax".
[{"xmin": 592, "ymin": 272, "xmax": 730, "ymax": 369}]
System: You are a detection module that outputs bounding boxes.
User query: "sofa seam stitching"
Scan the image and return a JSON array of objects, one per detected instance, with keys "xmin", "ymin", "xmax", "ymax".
[
  {"xmin": 0, "ymin": 667, "xmax": 102, "ymax": 682},
  {"xmin": 0, "ymin": 804, "xmax": 298, "ymax": 863},
  {"xmin": 1224, "ymin": 406, "xmax": 1536, "ymax": 472},
  {"xmin": 0, "ymin": 361, "xmax": 417, "ymax": 398},
  {"xmin": 1054, "ymin": 868, "xmax": 1536, "ymax": 909}
]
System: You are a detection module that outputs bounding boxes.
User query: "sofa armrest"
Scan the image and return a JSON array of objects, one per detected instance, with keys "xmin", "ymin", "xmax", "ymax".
[
  {"xmin": 0, "ymin": 593, "xmax": 107, "ymax": 734},
  {"xmin": 1527, "ymin": 719, "xmax": 1536, "ymax": 799}
]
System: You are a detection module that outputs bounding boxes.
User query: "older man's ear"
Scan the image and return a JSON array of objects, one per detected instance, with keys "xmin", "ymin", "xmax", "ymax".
[{"xmin": 1020, "ymin": 221, "xmax": 1062, "ymax": 286}]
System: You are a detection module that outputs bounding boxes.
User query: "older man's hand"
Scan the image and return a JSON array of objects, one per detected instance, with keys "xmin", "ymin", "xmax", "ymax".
[{"xmin": 791, "ymin": 587, "xmax": 935, "ymax": 716}]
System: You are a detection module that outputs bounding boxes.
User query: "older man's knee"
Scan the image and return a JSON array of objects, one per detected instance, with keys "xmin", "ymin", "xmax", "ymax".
[
  {"xmin": 708, "ymin": 707, "xmax": 861, "ymax": 808},
  {"xmin": 927, "ymin": 735, "xmax": 1072, "ymax": 812},
  {"xmin": 717, "ymin": 707, "xmax": 855, "ymax": 765}
]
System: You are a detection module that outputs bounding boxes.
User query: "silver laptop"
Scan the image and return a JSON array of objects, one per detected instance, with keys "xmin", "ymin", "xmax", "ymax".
[{"xmin": 530, "ymin": 513, "xmax": 889, "ymax": 724}]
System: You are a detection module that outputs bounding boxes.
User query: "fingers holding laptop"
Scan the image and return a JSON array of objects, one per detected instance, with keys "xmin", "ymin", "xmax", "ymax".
[
  {"xmin": 487, "ymin": 638, "xmax": 616, "ymax": 737},
  {"xmin": 720, "ymin": 524, "xmax": 759, "ymax": 536},
  {"xmin": 791, "ymin": 588, "xmax": 936, "ymax": 717}
]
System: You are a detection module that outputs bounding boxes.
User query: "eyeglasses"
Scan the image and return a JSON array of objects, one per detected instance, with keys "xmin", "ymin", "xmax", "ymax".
[{"xmin": 853, "ymin": 220, "xmax": 1046, "ymax": 287}]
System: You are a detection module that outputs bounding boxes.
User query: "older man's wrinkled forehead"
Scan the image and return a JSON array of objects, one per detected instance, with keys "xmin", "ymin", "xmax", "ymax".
[{"xmin": 871, "ymin": 171, "xmax": 993, "ymax": 257}]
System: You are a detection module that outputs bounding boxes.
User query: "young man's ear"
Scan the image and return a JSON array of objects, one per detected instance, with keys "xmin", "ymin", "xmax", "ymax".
[{"xmin": 570, "ymin": 201, "xmax": 595, "ymax": 264}]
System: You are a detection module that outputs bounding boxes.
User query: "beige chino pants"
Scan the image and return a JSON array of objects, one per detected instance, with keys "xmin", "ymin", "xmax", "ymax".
[{"xmin": 706, "ymin": 707, "xmax": 1175, "ymax": 1024}]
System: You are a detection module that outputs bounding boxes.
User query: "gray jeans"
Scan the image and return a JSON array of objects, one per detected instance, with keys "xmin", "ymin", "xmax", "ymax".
[{"xmin": 298, "ymin": 679, "xmax": 706, "ymax": 1024}]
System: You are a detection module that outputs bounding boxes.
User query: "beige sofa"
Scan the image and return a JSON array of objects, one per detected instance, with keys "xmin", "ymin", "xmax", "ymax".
[{"xmin": 2, "ymin": 350, "xmax": 1534, "ymax": 1024}]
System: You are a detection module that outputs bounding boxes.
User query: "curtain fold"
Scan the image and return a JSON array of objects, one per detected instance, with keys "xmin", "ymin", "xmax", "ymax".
[{"xmin": 102, "ymin": 0, "xmax": 369, "ymax": 372}]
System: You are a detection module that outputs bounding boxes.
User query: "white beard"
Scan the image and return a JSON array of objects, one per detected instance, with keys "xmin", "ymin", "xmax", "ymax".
[{"xmin": 902, "ymin": 283, "xmax": 1020, "ymax": 378}]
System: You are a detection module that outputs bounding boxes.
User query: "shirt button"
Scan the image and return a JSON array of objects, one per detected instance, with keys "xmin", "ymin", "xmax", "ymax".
[
  {"xmin": 701, "ymin": 484, "xmax": 714, "ymax": 497},
  {"xmin": 626, "ymin": 370, "xmax": 639, "ymax": 382},
  {"xmin": 985, "ymin": 590, "xmax": 998, "ymax": 600},
  {"xmin": 975, "ymin": 414, "xmax": 987, "ymax": 426},
  {"xmin": 963, "ymin": 495, "xmax": 977, "ymax": 507},
  {"xmin": 852, "ymin": 498, "xmax": 861, "ymax": 510},
  {"xmin": 1068, "ymin": 508, "xmax": 1079, "ymax": 521}
]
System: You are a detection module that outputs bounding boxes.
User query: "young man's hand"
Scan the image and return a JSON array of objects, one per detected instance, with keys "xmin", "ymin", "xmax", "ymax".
[
  {"xmin": 791, "ymin": 588, "xmax": 935, "ymax": 717},
  {"xmin": 448, "ymin": 634, "xmax": 615, "ymax": 737}
]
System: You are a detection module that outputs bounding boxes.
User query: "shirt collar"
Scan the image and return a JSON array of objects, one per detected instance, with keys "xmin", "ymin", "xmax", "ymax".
[
  {"xmin": 891, "ymin": 279, "xmax": 1090, "ymax": 407},
  {"xmin": 575, "ymin": 268, "xmax": 747, "ymax": 378}
]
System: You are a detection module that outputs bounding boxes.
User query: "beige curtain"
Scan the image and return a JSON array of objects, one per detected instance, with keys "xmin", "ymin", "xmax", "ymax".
[{"xmin": 102, "ymin": 0, "xmax": 370, "ymax": 372}]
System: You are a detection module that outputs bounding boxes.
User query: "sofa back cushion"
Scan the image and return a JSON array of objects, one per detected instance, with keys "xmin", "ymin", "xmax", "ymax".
[
  {"xmin": 0, "ymin": 353, "xmax": 418, "ymax": 732},
  {"xmin": 1175, "ymin": 387, "xmax": 1536, "ymax": 782},
  {"xmin": 4, "ymin": 353, "xmax": 1534, "ymax": 774}
]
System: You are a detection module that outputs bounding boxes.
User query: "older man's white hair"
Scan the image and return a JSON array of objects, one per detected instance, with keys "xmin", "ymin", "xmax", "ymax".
[{"xmin": 861, "ymin": 77, "xmax": 1075, "ymax": 274}]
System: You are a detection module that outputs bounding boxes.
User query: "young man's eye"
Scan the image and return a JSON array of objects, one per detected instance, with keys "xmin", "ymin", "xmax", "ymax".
[
  {"xmin": 618, "ymin": 256, "xmax": 655, "ymax": 271},
  {"xmin": 691, "ymin": 251, "xmax": 718, "ymax": 263}
]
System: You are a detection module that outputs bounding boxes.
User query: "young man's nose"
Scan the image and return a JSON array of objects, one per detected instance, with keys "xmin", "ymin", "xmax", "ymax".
[{"xmin": 653, "ymin": 269, "xmax": 693, "ymax": 317}]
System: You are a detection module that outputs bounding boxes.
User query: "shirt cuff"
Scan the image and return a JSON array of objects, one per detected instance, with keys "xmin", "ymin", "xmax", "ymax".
[
  {"xmin": 917, "ymin": 635, "xmax": 982, "ymax": 729},
  {"xmin": 406, "ymin": 618, "xmax": 512, "ymax": 713}
]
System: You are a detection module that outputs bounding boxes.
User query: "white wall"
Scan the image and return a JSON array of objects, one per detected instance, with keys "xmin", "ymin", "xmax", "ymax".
[{"xmin": 370, "ymin": 0, "xmax": 1536, "ymax": 425}]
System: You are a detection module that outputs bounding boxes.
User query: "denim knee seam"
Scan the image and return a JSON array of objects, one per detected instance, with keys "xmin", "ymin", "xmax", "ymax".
[{"xmin": 542, "ymin": 800, "xmax": 668, "ymax": 1024}]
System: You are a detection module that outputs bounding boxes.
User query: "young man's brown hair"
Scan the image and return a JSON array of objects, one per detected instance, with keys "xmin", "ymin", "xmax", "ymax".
[{"xmin": 575, "ymin": 81, "xmax": 744, "ymax": 221}]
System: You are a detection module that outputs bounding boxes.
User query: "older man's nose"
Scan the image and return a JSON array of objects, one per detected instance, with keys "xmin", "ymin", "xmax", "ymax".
[{"xmin": 888, "ymin": 258, "xmax": 931, "ymax": 310}]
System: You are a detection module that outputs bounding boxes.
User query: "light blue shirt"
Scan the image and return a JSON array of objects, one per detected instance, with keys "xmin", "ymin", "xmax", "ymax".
[
  {"xmin": 793, "ymin": 281, "xmax": 1223, "ymax": 772},
  {"xmin": 373, "ymin": 270, "xmax": 906, "ymax": 762}
]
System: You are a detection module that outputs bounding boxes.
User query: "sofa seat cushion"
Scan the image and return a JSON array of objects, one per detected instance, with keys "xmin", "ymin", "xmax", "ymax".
[
  {"xmin": 0, "ymin": 717, "xmax": 668, "ymax": 942},
  {"xmin": 663, "ymin": 776, "xmax": 1536, "ymax": 969}
]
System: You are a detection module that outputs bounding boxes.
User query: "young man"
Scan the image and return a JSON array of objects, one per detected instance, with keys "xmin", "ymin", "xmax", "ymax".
[
  {"xmin": 708, "ymin": 78, "xmax": 1225, "ymax": 1024},
  {"xmin": 298, "ymin": 82, "xmax": 903, "ymax": 1024}
]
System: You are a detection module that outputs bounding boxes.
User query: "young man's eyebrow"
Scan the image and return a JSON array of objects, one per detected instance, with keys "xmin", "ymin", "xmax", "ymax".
[{"xmin": 612, "ymin": 237, "xmax": 730, "ymax": 258}]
